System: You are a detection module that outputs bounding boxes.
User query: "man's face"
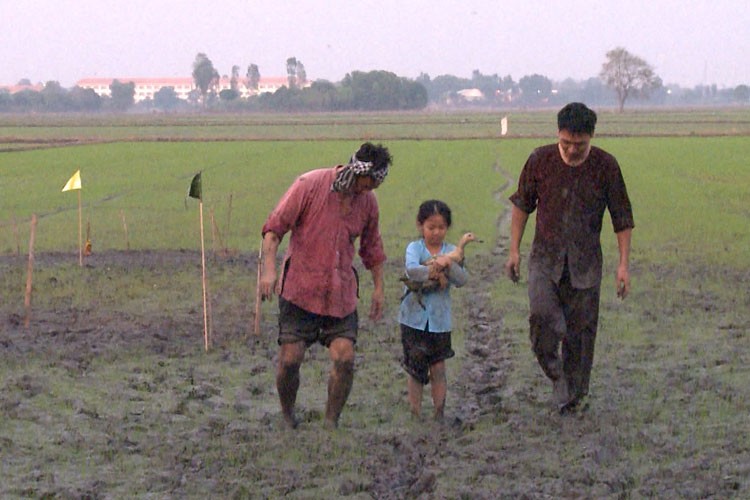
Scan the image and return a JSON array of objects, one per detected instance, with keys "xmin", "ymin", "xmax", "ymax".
[
  {"xmin": 558, "ymin": 129, "xmax": 592, "ymax": 166},
  {"xmin": 351, "ymin": 175, "xmax": 378, "ymax": 194}
]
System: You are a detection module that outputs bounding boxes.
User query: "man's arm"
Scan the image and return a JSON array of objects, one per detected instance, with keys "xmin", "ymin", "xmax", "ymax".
[
  {"xmin": 615, "ymin": 228, "xmax": 632, "ymax": 299},
  {"xmin": 504, "ymin": 205, "xmax": 529, "ymax": 283},
  {"xmin": 259, "ymin": 231, "xmax": 281, "ymax": 301},
  {"xmin": 368, "ymin": 262, "xmax": 385, "ymax": 321}
]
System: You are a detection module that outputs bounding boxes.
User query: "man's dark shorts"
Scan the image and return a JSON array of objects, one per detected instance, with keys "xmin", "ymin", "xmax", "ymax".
[
  {"xmin": 400, "ymin": 324, "xmax": 455, "ymax": 385},
  {"xmin": 278, "ymin": 297, "xmax": 358, "ymax": 347}
]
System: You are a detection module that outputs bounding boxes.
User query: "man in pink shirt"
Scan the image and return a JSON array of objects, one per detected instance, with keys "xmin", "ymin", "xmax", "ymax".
[{"xmin": 259, "ymin": 142, "xmax": 392, "ymax": 429}]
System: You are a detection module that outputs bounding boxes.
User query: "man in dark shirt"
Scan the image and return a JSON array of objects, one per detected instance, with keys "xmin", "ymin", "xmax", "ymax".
[{"xmin": 505, "ymin": 102, "xmax": 634, "ymax": 414}]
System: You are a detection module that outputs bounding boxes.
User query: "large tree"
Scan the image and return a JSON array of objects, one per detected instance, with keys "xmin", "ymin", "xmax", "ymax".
[
  {"xmin": 246, "ymin": 64, "xmax": 260, "ymax": 93},
  {"xmin": 109, "ymin": 80, "xmax": 135, "ymax": 111},
  {"xmin": 296, "ymin": 61, "xmax": 307, "ymax": 87},
  {"xmin": 153, "ymin": 86, "xmax": 182, "ymax": 110},
  {"xmin": 230, "ymin": 65, "xmax": 240, "ymax": 92},
  {"xmin": 518, "ymin": 74, "xmax": 552, "ymax": 105},
  {"xmin": 286, "ymin": 57, "xmax": 299, "ymax": 89},
  {"xmin": 600, "ymin": 47, "xmax": 661, "ymax": 112},
  {"xmin": 192, "ymin": 53, "xmax": 219, "ymax": 107}
]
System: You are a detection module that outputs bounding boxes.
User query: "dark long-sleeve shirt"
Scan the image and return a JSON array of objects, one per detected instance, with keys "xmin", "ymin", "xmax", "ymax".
[{"xmin": 510, "ymin": 144, "xmax": 634, "ymax": 288}]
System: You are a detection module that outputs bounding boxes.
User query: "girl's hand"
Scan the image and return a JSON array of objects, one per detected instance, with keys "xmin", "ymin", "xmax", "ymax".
[{"xmin": 432, "ymin": 255, "xmax": 452, "ymax": 269}]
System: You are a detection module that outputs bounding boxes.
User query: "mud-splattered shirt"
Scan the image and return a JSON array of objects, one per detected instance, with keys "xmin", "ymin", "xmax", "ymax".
[
  {"xmin": 510, "ymin": 144, "xmax": 634, "ymax": 288},
  {"xmin": 262, "ymin": 167, "xmax": 386, "ymax": 318}
]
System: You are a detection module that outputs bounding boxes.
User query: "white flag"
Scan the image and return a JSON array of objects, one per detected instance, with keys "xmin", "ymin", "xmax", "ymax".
[{"xmin": 500, "ymin": 116, "xmax": 508, "ymax": 136}]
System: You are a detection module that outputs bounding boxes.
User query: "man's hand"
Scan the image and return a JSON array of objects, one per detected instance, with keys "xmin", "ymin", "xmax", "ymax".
[
  {"xmin": 259, "ymin": 232, "xmax": 281, "ymax": 301},
  {"xmin": 504, "ymin": 252, "xmax": 521, "ymax": 283},
  {"xmin": 369, "ymin": 287, "xmax": 385, "ymax": 321},
  {"xmin": 616, "ymin": 265, "xmax": 630, "ymax": 299},
  {"xmin": 259, "ymin": 264, "xmax": 277, "ymax": 301}
]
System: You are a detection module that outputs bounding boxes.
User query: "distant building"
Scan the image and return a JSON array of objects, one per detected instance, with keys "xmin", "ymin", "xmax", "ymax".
[
  {"xmin": 75, "ymin": 76, "xmax": 300, "ymax": 102},
  {"xmin": 0, "ymin": 83, "xmax": 44, "ymax": 94},
  {"xmin": 456, "ymin": 88, "xmax": 485, "ymax": 102}
]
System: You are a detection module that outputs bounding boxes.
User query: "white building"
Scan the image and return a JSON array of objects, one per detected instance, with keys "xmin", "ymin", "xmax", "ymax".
[{"xmin": 75, "ymin": 76, "xmax": 296, "ymax": 102}]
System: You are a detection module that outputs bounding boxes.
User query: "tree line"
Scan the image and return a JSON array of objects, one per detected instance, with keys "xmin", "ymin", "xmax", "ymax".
[{"xmin": 2, "ymin": 48, "xmax": 748, "ymax": 114}]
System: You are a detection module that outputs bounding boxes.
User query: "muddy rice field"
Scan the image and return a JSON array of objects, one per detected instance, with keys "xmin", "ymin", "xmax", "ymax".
[{"xmin": 2, "ymin": 233, "xmax": 749, "ymax": 500}]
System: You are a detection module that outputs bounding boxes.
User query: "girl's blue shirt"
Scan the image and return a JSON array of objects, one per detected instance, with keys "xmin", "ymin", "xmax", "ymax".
[{"xmin": 398, "ymin": 238, "xmax": 468, "ymax": 332}]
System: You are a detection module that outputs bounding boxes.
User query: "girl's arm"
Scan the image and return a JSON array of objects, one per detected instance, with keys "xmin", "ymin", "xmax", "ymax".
[
  {"xmin": 445, "ymin": 261, "xmax": 468, "ymax": 288},
  {"xmin": 404, "ymin": 242, "xmax": 431, "ymax": 282}
]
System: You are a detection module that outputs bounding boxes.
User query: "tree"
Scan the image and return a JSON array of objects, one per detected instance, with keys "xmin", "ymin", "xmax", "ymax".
[
  {"xmin": 11, "ymin": 89, "xmax": 43, "ymax": 110},
  {"xmin": 518, "ymin": 74, "xmax": 552, "ymax": 105},
  {"xmin": 192, "ymin": 53, "xmax": 219, "ymax": 107},
  {"xmin": 109, "ymin": 80, "xmax": 135, "ymax": 111},
  {"xmin": 286, "ymin": 57, "xmax": 299, "ymax": 89},
  {"xmin": 69, "ymin": 86, "xmax": 102, "ymax": 111},
  {"xmin": 733, "ymin": 84, "xmax": 750, "ymax": 103},
  {"xmin": 246, "ymin": 64, "xmax": 260, "ymax": 93},
  {"xmin": 296, "ymin": 61, "xmax": 307, "ymax": 87},
  {"xmin": 230, "ymin": 65, "xmax": 240, "ymax": 92},
  {"xmin": 41, "ymin": 81, "xmax": 71, "ymax": 111},
  {"xmin": 341, "ymin": 70, "xmax": 427, "ymax": 110},
  {"xmin": 219, "ymin": 88, "xmax": 239, "ymax": 101},
  {"xmin": 600, "ymin": 47, "xmax": 661, "ymax": 112},
  {"xmin": 153, "ymin": 86, "xmax": 182, "ymax": 110},
  {"xmin": 303, "ymin": 80, "xmax": 338, "ymax": 111}
]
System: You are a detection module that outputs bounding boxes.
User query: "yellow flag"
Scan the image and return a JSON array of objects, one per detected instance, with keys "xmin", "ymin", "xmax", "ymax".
[{"xmin": 62, "ymin": 170, "xmax": 81, "ymax": 192}]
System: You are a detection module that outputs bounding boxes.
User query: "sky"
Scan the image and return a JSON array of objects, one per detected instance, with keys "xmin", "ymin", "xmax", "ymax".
[{"xmin": 2, "ymin": 0, "xmax": 748, "ymax": 89}]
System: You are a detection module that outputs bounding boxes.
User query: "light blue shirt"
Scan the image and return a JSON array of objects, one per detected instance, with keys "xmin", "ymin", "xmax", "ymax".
[{"xmin": 398, "ymin": 239, "xmax": 468, "ymax": 333}]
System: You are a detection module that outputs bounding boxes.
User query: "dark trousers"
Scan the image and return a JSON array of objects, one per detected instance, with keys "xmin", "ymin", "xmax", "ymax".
[{"xmin": 528, "ymin": 265, "xmax": 600, "ymax": 400}]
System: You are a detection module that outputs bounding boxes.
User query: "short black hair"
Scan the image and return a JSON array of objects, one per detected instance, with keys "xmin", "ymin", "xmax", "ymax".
[
  {"xmin": 353, "ymin": 142, "xmax": 393, "ymax": 172},
  {"xmin": 557, "ymin": 102, "xmax": 597, "ymax": 135},
  {"xmin": 417, "ymin": 199, "xmax": 452, "ymax": 227}
]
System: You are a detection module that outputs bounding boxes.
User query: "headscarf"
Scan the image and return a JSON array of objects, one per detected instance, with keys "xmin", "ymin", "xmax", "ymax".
[{"xmin": 331, "ymin": 152, "xmax": 389, "ymax": 193}]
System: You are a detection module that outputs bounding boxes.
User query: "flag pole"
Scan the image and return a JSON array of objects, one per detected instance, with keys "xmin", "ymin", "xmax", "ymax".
[
  {"xmin": 24, "ymin": 214, "xmax": 38, "ymax": 328},
  {"xmin": 188, "ymin": 172, "xmax": 209, "ymax": 351},
  {"xmin": 252, "ymin": 239, "xmax": 263, "ymax": 336},
  {"xmin": 77, "ymin": 189, "xmax": 83, "ymax": 266},
  {"xmin": 62, "ymin": 169, "xmax": 83, "ymax": 265},
  {"xmin": 199, "ymin": 199, "xmax": 209, "ymax": 351}
]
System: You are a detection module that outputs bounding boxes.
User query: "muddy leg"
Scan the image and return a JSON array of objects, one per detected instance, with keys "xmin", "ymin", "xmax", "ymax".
[
  {"xmin": 325, "ymin": 337, "xmax": 355, "ymax": 428},
  {"xmin": 561, "ymin": 284, "xmax": 600, "ymax": 408},
  {"xmin": 276, "ymin": 341, "xmax": 305, "ymax": 429},
  {"xmin": 407, "ymin": 375, "xmax": 424, "ymax": 418},
  {"xmin": 429, "ymin": 360, "xmax": 447, "ymax": 421}
]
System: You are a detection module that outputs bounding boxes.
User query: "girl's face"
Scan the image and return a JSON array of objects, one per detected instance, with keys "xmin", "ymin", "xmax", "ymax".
[{"xmin": 419, "ymin": 213, "xmax": 449, "ymax": 248}]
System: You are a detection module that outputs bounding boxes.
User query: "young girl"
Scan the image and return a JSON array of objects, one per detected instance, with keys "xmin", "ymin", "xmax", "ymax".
[{"xmin": 398, "ymin": 200, "xmax": 468, "ymax": 420}]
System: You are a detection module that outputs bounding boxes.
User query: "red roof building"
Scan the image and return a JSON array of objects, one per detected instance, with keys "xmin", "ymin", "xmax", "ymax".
[{"xmin": 75, "ymin": 76, "xmax": 299, "ymax": 102}]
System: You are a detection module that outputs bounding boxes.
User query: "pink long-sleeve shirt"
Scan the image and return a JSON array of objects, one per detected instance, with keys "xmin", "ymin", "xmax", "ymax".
[{"xmin": 262, "ymin": 167, "xmax": 386, "ymax": 318}]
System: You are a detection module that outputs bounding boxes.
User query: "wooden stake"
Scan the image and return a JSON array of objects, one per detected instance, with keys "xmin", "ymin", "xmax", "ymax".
[
  {"xmin": 12, "ymin": 214, "xmax": 20, "ymax": 256},
  {"xmin": 225, "ymin": 193, "xmax": 233, "ymax": 254},
  {"xmin": 119, "ymin": 210, "xmax": 130, "ymax": 250},
  {"xmin": 253, "ymin": 240, "xmax": 263, "ymax": 336},
  {"xmin": 77, "ymin": 190, "xmax": 83, "ymax": 266},
  {"xmin": 24, "ymin": 214, "xmax": 37, "ymax": 328},
  {"xmin": 210, "ymin": 208, "xmax": 224, "ymax": 256},
  {"xmin": 199, "ymin": 201, "xmax": 209, "ymax": 351}
]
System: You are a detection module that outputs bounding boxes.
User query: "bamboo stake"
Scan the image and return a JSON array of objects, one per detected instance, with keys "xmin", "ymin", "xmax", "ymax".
[
  {"xmin": 77, "ymin": 190, "xmax": 83, "ymax": 266},
  {"xmin": 119, "ymin": 210, "xmax": 130, "ymax": 250},
  {"xmin": 210, "ymin": 208, "xmax": 224, "ymax": 257},
  {"xmin": 199, "ymin": 201, "xmax": 209, "ymax": 351},
  {"xmin": 24, "ymin": 214, "xmax": 37, "ymax": 328},
  {"xmin": 12, "ymin": 214, "xmax": 20, "ymax": 256},
  {"xmin": 225, "ymin": 193, "xmax": 233, "ymax": 254},
  {"xmin": 253, "ymin": 240, "xmax": 263, "ymax": 336}
]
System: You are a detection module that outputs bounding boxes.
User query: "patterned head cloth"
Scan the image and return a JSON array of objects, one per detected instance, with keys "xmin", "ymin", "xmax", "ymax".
[{"xmin": 331, "ymin": 152, "xmax": 389, "ymax": 193}]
